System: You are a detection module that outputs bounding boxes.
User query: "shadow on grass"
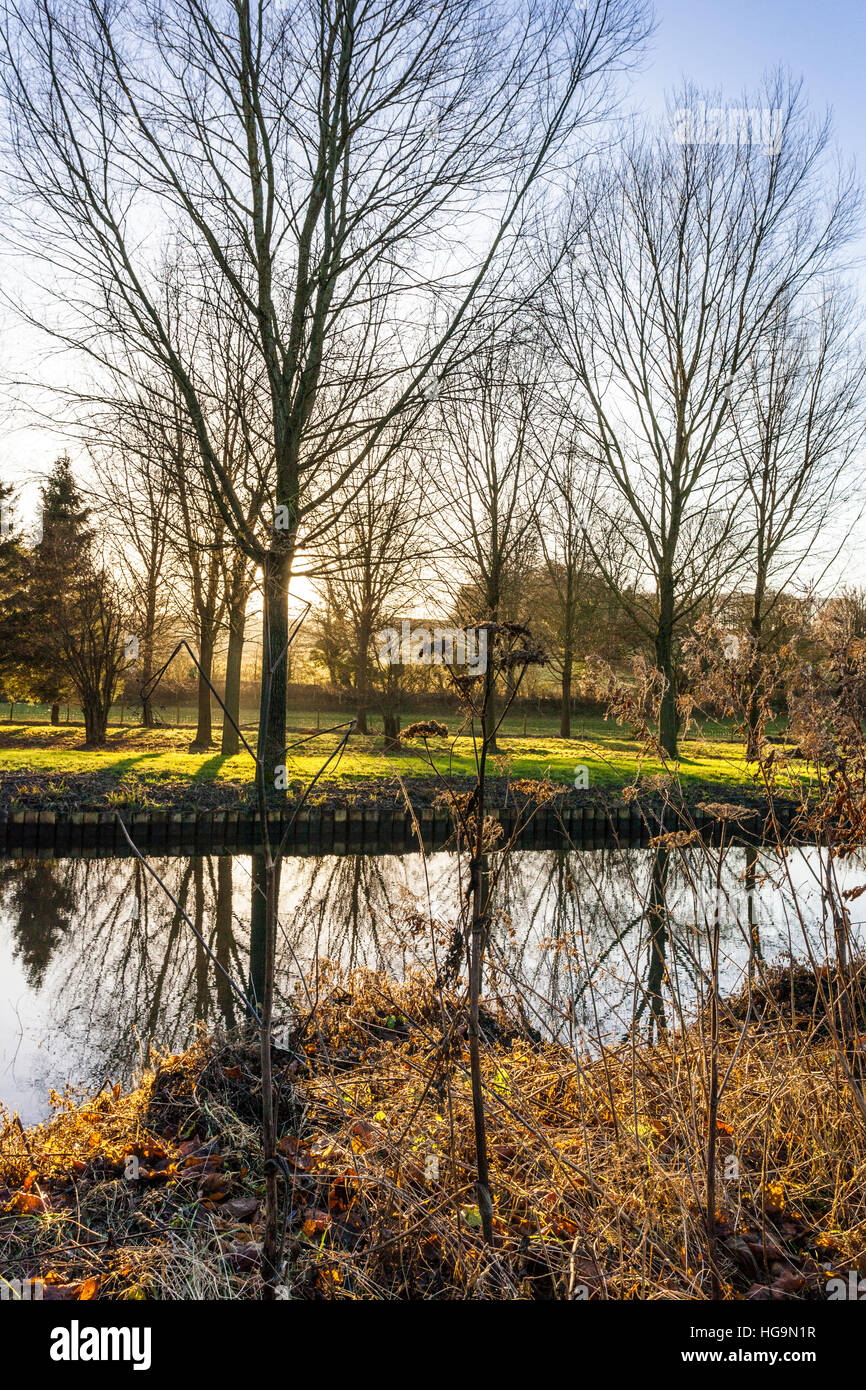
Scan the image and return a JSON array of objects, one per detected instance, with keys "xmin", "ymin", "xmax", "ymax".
[{"xmin": 191, "ymin": 754, "xmax": 232, "ymax": 783}]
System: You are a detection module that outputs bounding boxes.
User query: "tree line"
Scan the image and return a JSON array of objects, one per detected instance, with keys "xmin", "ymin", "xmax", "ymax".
[{"xmin": 0, "ymin": 1, "xmax": 864, "ymax": 767}]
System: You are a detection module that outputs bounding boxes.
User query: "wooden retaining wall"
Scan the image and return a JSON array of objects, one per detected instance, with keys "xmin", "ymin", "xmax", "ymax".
[{"xmin": 0, "ymin": 800, "xmax": 802, "ymax": 858}]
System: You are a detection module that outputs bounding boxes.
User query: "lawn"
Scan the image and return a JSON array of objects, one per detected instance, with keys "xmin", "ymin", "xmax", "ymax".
[
  {"xmin": 0, "ymin": 716, "xmax": 805, "ymax": 803},
  {"xmin": 1, "ymin": 699, "xmax": 790, "ymax": 744}
]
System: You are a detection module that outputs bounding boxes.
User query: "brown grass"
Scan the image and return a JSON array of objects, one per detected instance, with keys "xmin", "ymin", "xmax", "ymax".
[{"xmin": 2, "ymin": 967, "xmax": 865, "ymax": 1300}]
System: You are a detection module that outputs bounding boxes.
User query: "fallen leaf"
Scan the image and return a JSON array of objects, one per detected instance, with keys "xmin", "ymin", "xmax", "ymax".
[
  {"xmin": 197, "ymin": 1173, "xmax": 230, "ymax": 1202},
  {"xmin": 223, "ymin": 1197, "xmax": 259, "ymax": 1223},
  {"xmin": 302, "ymin": 1209, "xmax": 330, "ymax": 1237},
  {"xmin": 347, "ymin": 1119, "xmax": 382, "ymax": 1148}
]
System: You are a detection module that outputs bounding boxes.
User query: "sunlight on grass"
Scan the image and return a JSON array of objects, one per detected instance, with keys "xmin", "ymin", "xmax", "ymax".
[{"xmin": 0, "ymin": 721, "xmax": 809, "ymax": 795}]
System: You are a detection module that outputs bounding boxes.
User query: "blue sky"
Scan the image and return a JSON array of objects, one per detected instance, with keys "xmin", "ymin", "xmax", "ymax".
[
  {"xmin": 633, "ymin": 0, "xmax": 866, "ymax": 169},
  {"xmin": 5, "ymin": 0, "xmax": 865, "ymax": 537},
  {"xmin": 631, "ymin": 0, "xmax": 866, "ymax": 585}
]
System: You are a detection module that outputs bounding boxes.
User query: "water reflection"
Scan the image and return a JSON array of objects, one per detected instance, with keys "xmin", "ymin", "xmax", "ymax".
[
  {"xmin": 0, "ymin": 859, "xmax": 78, "ymax": 988},
  {"xmin": 1, "ymin": 844, "xmax": 864, "ymax": 1123}
]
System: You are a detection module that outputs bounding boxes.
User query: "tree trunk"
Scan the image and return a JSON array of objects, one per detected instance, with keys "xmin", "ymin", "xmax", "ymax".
[
  {"xmin": 192, "ymin": 626, "xmax": 216, "ymax": 748},
  {"xmin": 256, "ymin": 550, "xmax": 292, "ymax": 796},
  {"xmin": 249, "ymin": 549, "xmax": 292, "ymax": 1029},
  {"xmin": 560, "ymin": 648, "xmax": 573, "ymax": 739},
  {"xmin": 50, "ymin": 701, "xmax": 60, "ymax": 726},
  {"xmin": 745, "ymin": 660, "xmax": 762, "ymax": 760},
  {"xmin": 140, "ymin": 575, "xmax": 158, "ymax": 727},
  {"xmin": 745, "ymin": 582, "xmax": 766, "ymax": 761},
  {"xmin": 83, "ymin": 700, "xmax": 108, "ymax": 747},
  {"xmin": 486, "ymin": 612, "xmax": 499, "ymax": 753},
  {"xmin": 355, "ymin": 620, "xmax": 371, "ymax": 735},
  {"xmin": 655, "ymin": 577, "xmax": 677, "ymax": 759},
  {"xmin": 222, "ymin": 592, "xmax": 247, "ymax": 756}
]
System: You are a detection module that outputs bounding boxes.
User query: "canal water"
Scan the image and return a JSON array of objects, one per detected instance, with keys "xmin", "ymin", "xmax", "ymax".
[{"xmin": 1, "ymin": 843, "xmax": 864, "ymax": 1124}]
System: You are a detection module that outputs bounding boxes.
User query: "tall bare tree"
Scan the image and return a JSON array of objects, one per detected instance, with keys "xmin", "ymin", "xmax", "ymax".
[
  {"xmin": 87, "ymin": 400, "xmax": 178, "ymax": 728},
  {"xmin": 730, "ymin": 288, "xmax": 866, "ymax": 756},
  {"xmin": 315, "ymin": 454, "xmax": 424, "ymax": 734},
  {"xmin": 534, "ymin": 439, "xmax": 635, "ymax": 735},
  {"xmin": 0, "ymin": 0, "xmax": 651, "ymax": 789},
  {"xmin": 436, "ymin": 320, "xmax": 548, "ymax": 742},
  {"xmin": 84, "ymin": 254, "xmax": 272, "ymax": 745},
  {"xmin": 543, "ymin": 77, "xmax": 859, "ymax": 756}
]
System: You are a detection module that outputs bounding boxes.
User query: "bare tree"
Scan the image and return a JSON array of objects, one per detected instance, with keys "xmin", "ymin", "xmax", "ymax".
[
  {"xmin": 534, "ymin": 436, "xmax": 636, "ymax": 735},
  {"xmin": 55, "ymin": 556, "xmax": 129, "ymax": 744},
  {"xmin": 436, "ymin": 321, "xmax": 548, "ymax": 742},
  {"xmin": 730, "ymin": 287, "xmax": 866, "ymax": 756},
  {"xmin": 87, "ymin": 400, "xmax": 178, "ymax": 728},
  {"xmin": 219, "ymin": 548, "xmax": 255, "ymax": 754},
  {"xmin": 314, "ymin": 454, "xmax": 424, "ymax": 734},
  {"xmin": 83, "ymin": 253, "xmax": 272, "ymax": 745},
  {"xmin": 0, "ymin": 0, "xmax": 651, "ymax": 790},
  {"xmin": 543, "ymin": 76, "xmax": 859, "ymax": 756}
]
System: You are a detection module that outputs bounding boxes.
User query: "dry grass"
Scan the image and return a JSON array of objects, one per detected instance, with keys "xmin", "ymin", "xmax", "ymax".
[
  {"xmin": 2, "ymin": 967, "xmax": 865, "ymax": 1300},
  {"xmin": 0, "ymin": 1033, "xmax": 267, "ymax": 1300},
  {"xmin": 281, "ymin": 968, "xmax": 866, "ymax": 1299}
]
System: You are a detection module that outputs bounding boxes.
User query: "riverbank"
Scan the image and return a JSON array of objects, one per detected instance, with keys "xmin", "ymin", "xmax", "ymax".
[
  {"xmin": 0, "ymin": 788, "xmax": 805, "ymax": 857},
  {"xmin": 1, "ymin": 966, "xmax": 862, "ymax": 1301}
]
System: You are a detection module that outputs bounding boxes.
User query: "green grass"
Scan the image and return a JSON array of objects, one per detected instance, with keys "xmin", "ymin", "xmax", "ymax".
[{"xmin": 0, "ymin": 717, "xmax": 806, "ymax": 799}]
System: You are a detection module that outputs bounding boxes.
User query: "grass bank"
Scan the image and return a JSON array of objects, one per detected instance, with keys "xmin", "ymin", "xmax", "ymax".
[{"xmin": 0, "ymin": 720, "xmax": 806, "ymax": 811}]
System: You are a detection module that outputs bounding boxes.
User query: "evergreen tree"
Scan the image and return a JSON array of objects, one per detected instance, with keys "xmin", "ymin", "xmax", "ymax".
[
  {"xmin": 25, "ymin": 457, "xmax": 92, "ymax": 720},
  {"xmin": 22, "ymin": 457, "xmax": 125, "ymax": 744},
  {"xmin": 0, "ymin": 478, "xmax": 28, "ymax": 694}
]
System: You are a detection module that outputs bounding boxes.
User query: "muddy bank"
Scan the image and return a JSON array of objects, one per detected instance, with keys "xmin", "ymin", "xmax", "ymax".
[
  {"xmin": 0, "ymin": 779, "xmax": 803, "ymax": 857},
  {"xmin": 0, "ymin": 765, "xmax": 790, "ymax": 816}
]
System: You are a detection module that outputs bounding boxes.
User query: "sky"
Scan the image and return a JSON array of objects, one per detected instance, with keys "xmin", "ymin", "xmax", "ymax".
[
  {"xmin": 3, "ymin": 0, "xmax": 866, "ymax": 578},
  {"xmin": 634, "ymin": 0, "xmax": 866, "ymax": 159},
  {"xmin": 630, "ymin": 0, "xmax": 866, "ymax": 588}
]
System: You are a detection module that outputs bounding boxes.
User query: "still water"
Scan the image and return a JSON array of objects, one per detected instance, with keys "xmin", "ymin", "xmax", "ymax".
[{"xmin": 1, "ymin": 844, "xmax": 864, "ymax": 1124}]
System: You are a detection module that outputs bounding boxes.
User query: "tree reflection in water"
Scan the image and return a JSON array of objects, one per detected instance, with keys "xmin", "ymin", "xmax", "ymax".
[{"xmin": 1, "ymin": 843, "xmax": 865, "ymax": 1121}]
